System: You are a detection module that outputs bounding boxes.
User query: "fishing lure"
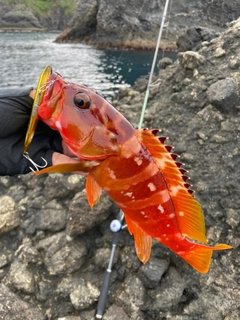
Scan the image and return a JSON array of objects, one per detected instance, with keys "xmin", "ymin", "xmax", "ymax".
[{"xmin": 27, "ymin": 70, "xmax": 232, "ymax": 273}]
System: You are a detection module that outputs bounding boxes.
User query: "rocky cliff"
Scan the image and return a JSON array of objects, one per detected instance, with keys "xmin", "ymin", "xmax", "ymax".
[
  {"xmin": 0, "ymin": 0, "xmax": 76, "ymax": 30},
  {"xmin": 0, "ymin": 16, "xmax": 240, "ymax": 320},
  {"xmin": 55, "ymin": 0, "xmax": 240, "ymax": 49}
]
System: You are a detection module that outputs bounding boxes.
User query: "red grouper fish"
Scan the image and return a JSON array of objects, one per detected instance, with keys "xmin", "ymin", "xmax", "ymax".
[{"xmin": 35, "ymin": 72, "xmax": 232, "ymax": 273}]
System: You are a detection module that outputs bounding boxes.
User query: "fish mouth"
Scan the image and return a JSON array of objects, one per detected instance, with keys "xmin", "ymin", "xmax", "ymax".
[
  {"xmin": 43, "ymin": 72, "xmax": 60, "ymax": 101},
  {"xmin": 38, "ymin": 72, "xmax": 63, "ymax": 119}
]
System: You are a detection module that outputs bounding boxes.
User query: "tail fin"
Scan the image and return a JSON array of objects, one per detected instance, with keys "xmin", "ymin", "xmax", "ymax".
[{"xmin": 178, "ymin": 244, "xmax": 232, "ymax": 273}]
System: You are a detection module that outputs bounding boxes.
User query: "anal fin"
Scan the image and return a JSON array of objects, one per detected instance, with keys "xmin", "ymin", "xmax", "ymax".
[{"xmin": 125, "ymin": 215, "xmax": 152, "ymax": 264}]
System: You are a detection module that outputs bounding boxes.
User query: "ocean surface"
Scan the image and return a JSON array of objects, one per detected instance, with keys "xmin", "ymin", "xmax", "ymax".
[{"xmin": 0, "ymin": 31, "xmax": 176, "ymax": 99}]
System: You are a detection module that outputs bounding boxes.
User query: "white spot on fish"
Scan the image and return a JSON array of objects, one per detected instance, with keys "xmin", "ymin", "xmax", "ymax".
[
  {"xmin": 169, "ymin": 213, "xmax": 175, "ymax": 219},
  {"xmin": 141, "ymin": 211, "xmax": 148, "ymax": 218},
  {"xmin": 158, "ymin": 205, "xmax": 164, "ymax": 213},
  {"xmin": 134, "ymin": 156, "xmax": 142, "ymax": 166},
  {"xmin": 125, "ymin": 192, "xmax": 133, "ymax": 197},
  {"xmin": 55, "ymin": 120, "xmax": 62, "ymax": 130},
  {"xmin": 175, "ymin": 233, "xmax": 182, "ymax": 239},
  {"xmin": 108, "ymin": 132, "xmax": 116, "ymax": 140},
  {"xmin": 170, "ymin": 185, "xmax": 183, "ymax": 196},
  {"xmin": 167, "ymin": 224, "xmax": 170, "ymax": 227},
  {"xmin": 147, "ymin": 182, "xmax": 156, "ymax": 192},
  {"xmin": 107, "ymin": 168, "xmax": 116, "ymax": 180},
  {"xmin": 179, "ymin": 211, "xmax": 185, "ymax": 217}
]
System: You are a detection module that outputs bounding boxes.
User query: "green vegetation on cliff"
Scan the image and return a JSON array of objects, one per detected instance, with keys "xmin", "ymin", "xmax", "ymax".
[{"xmin": 1, "ymin": 0, "xmax": 77, "ymax": 15}]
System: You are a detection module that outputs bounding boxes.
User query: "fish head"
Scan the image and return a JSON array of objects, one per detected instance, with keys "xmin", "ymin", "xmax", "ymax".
[{"xmin": 38, "ymin": 72, "xmax": 134, "ymax": 159}]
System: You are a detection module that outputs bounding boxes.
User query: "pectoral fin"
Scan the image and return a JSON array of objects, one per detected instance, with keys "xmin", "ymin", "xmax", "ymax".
[
  {"xmin": 124, "ymin": 214, "xmax": 152, "ymax": 264},
  {"xmin": 34, "ymin": 161, "xmax": 99, "ymax": 175},
  {"xmin": 86, "ymin": 174, "xmax": 102, "ymax": 208}
]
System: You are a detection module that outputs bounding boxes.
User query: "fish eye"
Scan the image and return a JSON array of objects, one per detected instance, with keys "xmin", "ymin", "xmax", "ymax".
[{"xmin": 74, "ymin": 92, "xmax": 91, "ymax": 109}]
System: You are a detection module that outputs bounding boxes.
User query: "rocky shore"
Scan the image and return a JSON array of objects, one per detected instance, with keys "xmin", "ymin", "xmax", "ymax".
[
  {"xmin": 0, "ymin": 1, "xmax": 239, "ymax": 50},
  {"xmin": 55, "ymin": 0, "xmax": 239, "ymax": 50},
  {"xmin": 0, "ymin": 16, "xmax": 240, "ymax": 320}
]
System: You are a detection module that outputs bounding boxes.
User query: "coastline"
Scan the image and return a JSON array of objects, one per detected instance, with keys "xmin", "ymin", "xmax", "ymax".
[
  {"xmin": 0, "ymin": 27, "xmax": 177, "ymax": 51},
  {"xmin": 0, "ymin": 27, "xmax": 48, "ymax": 32}
]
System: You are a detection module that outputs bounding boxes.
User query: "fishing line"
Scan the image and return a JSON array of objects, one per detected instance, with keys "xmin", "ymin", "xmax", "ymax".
[{"xmin": 138, "ymin": 0, "xmax": 171, "ymax": 129}]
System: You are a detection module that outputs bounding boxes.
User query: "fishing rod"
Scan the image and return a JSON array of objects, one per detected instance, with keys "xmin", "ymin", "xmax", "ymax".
[
  {"xmin": 95, "ymin": 0, "xmax": 171, "ymax": 318},
  {"xmin": 95, "ymin": 210, "xmax": 125, "ymax": 319}
]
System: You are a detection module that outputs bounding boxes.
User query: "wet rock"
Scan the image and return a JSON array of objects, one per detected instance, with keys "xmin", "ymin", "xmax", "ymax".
[{"xmin": 207, "ymin": 78, "xmax": 239, "ymax": 113}]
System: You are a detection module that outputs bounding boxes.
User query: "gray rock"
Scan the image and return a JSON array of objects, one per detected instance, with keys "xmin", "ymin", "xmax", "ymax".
[
  {"xmin": 70, "ymin": 279, "xmax": 100, "ymax": 310},
  {"xmin": 58, "ymin": 317, "xmax": 82, "ymax": 320},
  {"xmin": 177, "ymin": 27, "xmax": 220, "ymax": 52},
  {"xmin": 0, "ymin": 195, "xmax": 19, "ymax": 235},
  {"xmin": 0, "ymin": 253, "xmax": 8, "ymax": 268},
  {"xmin": 56, "ymin": 0, "xmax": 240, "ymax": 49},
  {"xmin": 37, "ymin": 231, "xmax": 87, "ymax": 275},
  {"xmin": 139, "ymin": 257, "xmax": 170, "ymax": 288},
  {"xmin": 157, "ymin": 57, "xmax": 173, "ymax": 70},
  {"xmin": 117, "ymin": 275, "xmax": 146, "ymax": 319},
  {"xmin": 4, "ymin": 259, "xmax": 35, "ymax": 294},
  {"xmin": 2, "ymin": 8, "xmax": 41, "ymax": 28},
  {"xmin": 178, "ymin": 51, "xmax": 205, "ymax": 70},
  {"xmin": 104, "ymin": 304, "xmax": 129, "ymax": 320},
  {"xmin": 67, "ymin": 191, "xmax": 115, "ymax": 236},
  {"xmin": 0, "ymin": 283, "xmax": 44, "ymax": 320},
  {"xmin": 0, "ymin": 2, "xmax": 75, "ymax": 30},
  {"xmin": 207, "ymin": 78, "xmax": 239, "ymax": 113},
  {"xmin": 147, "ymin": 267, "xmax": 186, "ymax": 312}
]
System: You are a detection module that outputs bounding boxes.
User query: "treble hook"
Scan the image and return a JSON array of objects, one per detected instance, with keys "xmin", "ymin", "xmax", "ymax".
[{"xmin": 22, "ymin": 152, "xmax": 48, "ymax": 172}]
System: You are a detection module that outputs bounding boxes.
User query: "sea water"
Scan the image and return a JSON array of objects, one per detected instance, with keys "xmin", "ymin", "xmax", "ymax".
[{"xmin": 0, "ymin": 31, "xmax": 176, "ymax": 99}]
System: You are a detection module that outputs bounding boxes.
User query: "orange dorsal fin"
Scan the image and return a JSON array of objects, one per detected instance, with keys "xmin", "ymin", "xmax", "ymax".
[
  {"xmin": 178, "ymin": 243, "xmax": 232, "ymax": 273},
  {"xmin": 124, "ymin": 214, "xmax": 152, "ymax": 264},
  {"xmin": 137, "ymin": 129, "xmax": 207, "ymax": 244},
  {"xmin": 86, "ymin": 174, "xmax": 102, "ymax": 208}
]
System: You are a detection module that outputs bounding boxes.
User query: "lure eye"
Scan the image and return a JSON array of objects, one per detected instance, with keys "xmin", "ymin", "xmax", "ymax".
[{"xmin": 74, "ymin": 92, "xmax": 91, "ymax": 109}]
